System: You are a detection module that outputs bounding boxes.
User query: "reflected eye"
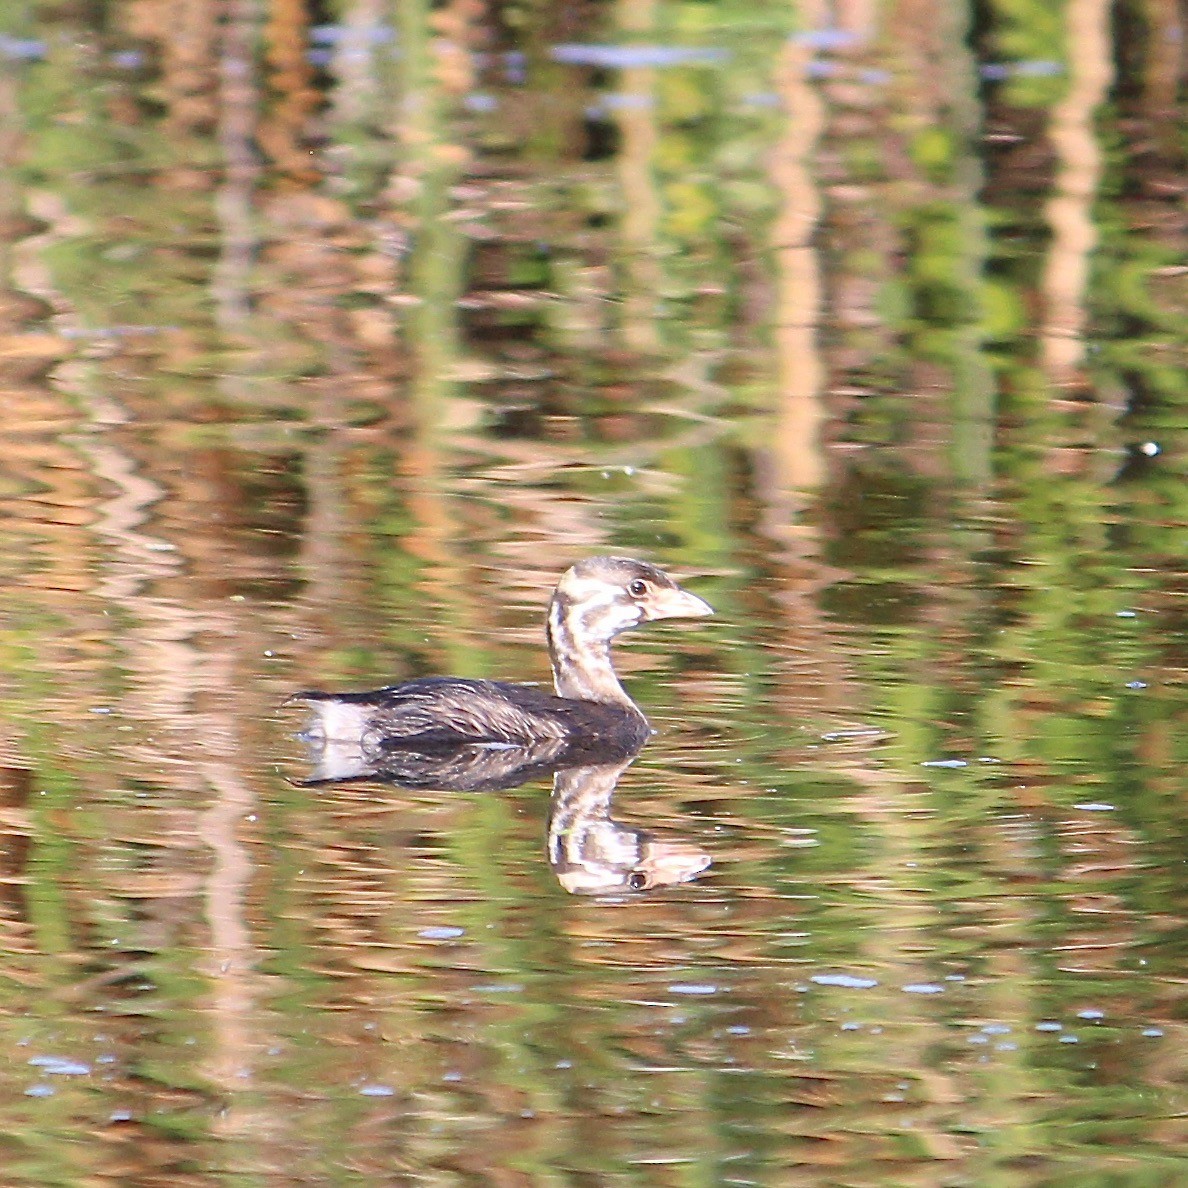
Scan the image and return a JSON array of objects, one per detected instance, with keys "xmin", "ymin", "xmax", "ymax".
[
  {"xmin": 627, "ymin": 578, "xmax": 648, "ymax": 598},
  {"xmin": 626, "ymin": 870, "xmax": 648, "ymax": 891}
]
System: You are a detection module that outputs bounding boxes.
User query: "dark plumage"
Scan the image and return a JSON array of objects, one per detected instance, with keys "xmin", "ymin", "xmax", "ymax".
[{"xmin": 296, "ymin": 557, "xmax": 712, "ymax": 755}]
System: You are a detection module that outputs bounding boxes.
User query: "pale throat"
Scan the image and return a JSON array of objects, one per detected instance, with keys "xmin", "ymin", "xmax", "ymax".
[{"xmin": 546, "ymin": 595, "xmax": 636, "ymax": 707}]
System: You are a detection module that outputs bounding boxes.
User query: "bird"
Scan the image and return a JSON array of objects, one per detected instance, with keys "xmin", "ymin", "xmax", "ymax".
[{"xmin": 295, "ymin": 556, "xmax": 713, "ymax": 757}]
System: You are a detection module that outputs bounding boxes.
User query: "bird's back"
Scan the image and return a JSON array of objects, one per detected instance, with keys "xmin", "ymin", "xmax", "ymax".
[{"xmin": 297, "ymin": 676, "xmax": 650, "ymax": 750}]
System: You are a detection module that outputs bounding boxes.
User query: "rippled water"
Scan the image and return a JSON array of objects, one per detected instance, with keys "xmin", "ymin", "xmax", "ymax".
[{"xmin": 1, "ymin": 0, "xmax": 1186, "ymax": 1183}]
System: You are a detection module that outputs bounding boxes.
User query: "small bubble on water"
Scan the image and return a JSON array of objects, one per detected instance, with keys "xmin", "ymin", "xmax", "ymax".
[
  {"xmin": 28, "ymin": 1057, "xmax": 90, "ymax": 1075},
  {"xmin": 811, "ymin": 973, "xmax": 878, "ymax": 989},
  {"xmin": 419, "ymin": 926, "xmax": 465, "ymax": 941}
]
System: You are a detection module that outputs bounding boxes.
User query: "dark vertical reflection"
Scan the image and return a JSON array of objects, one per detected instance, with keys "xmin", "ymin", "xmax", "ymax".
[
  {"xmin": 0, "ymin": 768, "xmax": 33, "ymax": 945},
  {"xmin": 213, "ymin": 0, "xmax": 261, "ymax": 331},
  {"xmin": 939, "ymin": 0, "xmax": 996, "ymax": 487}
]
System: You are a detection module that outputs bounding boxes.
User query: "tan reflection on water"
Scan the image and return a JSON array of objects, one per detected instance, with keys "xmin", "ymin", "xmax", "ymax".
[
  {"xmin": 78, "ymin": 397, "xmax": 266, "ymax": 1115},
  {"xmin": 613, "ymin": 0, "xmax": 664, "ymax": 355},
  {"xmin": 1040, "ymin": 0, "xmax": 1114, "ymax": 384},
  {"xmin": 17, "ymin": 154, "xmax": 270, "ymax": 1137},
  {"xmin": 768, "ymin": 14, "xmax": 826, "ymax": 493}
]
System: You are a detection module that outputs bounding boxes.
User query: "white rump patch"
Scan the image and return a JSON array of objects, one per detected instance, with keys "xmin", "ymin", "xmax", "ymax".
[{"xmin": 302, "ymin": 699, "xmax": 372, "ymax": 743}]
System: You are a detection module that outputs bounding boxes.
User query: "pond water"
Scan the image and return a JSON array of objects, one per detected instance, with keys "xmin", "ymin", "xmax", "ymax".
[{"xmin": 1, "ymin": 0, "xmax": 1186, "ymax": 1183}]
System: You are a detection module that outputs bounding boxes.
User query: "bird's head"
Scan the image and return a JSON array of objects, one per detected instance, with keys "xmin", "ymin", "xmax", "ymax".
[{"xmin": 550, "ymin": 557, "xmax": 713, "ymax": 645}]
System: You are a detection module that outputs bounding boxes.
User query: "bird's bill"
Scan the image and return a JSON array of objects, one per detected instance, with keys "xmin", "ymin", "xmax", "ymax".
[{"xmin": 647, "ymin": 585, "xmax": 714, "ymax": 620}]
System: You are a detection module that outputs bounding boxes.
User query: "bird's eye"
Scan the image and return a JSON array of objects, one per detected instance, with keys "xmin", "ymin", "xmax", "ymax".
[
  {"xmin": 627, "ymin": 578, "xmax": 648, "ymax": 598},
  {"xmin": 626, "ymin": 870, "xmax": 649, "ymax": 891}
]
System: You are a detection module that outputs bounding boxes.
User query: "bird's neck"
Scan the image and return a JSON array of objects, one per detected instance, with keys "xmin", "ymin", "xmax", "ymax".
[{"xmin": 547, "ymin": 594, "xmax": 636, "ymax": 708}]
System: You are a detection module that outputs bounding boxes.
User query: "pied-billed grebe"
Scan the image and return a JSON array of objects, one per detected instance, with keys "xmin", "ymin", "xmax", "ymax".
[{"xmin": 296, "ymin": 556, "xmax": 712, "ymax": 752}]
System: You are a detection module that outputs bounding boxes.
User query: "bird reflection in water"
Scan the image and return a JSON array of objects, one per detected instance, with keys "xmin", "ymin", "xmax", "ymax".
[
  {"xmin": 292, "ymin": 558, "xmax": 714, "ymax": 893},
  {"xmin": 545, "ymin": 748, "xmax": 711, "ymax": 895},
  {"xmin": 294, "ymin": 733, "xmax": 711, "ymax": 896}
]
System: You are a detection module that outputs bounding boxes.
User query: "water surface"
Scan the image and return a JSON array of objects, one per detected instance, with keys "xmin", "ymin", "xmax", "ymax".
[{"xmin": 0, "ymin": 0, "xmax": 1185, "ymax": 1182}]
